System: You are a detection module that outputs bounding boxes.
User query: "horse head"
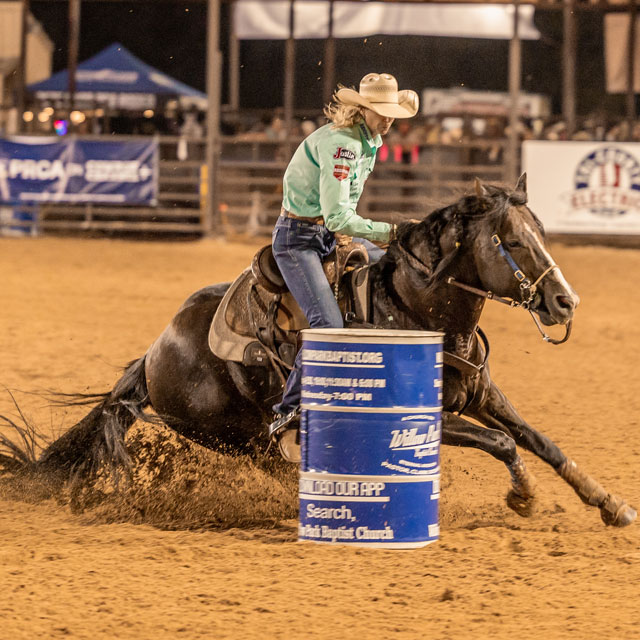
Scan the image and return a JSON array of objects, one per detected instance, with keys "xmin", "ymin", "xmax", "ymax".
[{"xmin": 464, "ymin": 174, "xmax": 579, "ymax": 328}]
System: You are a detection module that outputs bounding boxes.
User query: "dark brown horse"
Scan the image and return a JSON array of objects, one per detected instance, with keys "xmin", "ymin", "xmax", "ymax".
[{"xmin": 7, "ymin": 175, "xmax": 635, "ymax": 527}]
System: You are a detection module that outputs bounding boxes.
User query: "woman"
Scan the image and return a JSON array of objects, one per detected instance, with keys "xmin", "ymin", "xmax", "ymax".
[{"xmin": 269, "ymin": 72, "xmax": 419, "ymax": 462}]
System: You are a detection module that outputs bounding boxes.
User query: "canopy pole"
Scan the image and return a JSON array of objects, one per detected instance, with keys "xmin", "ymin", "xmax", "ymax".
[
  {"xmin": 323, "ymin": 0, "xmax": 336, "ymax": 106},
  {"xmin": 16, "ymin": 0, "xmax": 30, "ymax": 131},
  {"xmin": 229, "ymin": 0, "xmax": 240, "ymax": 113},
  {"xmin": 562, "ymin": 0, "xmax": 577, "ymax": 138},
  {"xmin": 205, "ymin": 0, "xmax": 222, "ymax": 236},
  {"xmin": 284, "ymin": 0, "xmax": 295, "ymax": 157},
  {"xmin": 67, "ymin": 0, "xmax": 81, "ymax": 121},
  {"xmin": 507, "ymin": 0, "xmax": 521, "ymax": 185},
  {"xmin": 626, "ymin": 0, "xmax": 638, "ymax": 126}
]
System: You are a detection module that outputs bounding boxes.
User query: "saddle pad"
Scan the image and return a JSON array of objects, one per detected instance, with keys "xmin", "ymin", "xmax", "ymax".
[
  {"xmin": 223, "ymin": 269, "xmax": 307, "ymax": 336},
  {"xmin": 209, "ymin": 268, "xmax": 308, "ymax": 364}
]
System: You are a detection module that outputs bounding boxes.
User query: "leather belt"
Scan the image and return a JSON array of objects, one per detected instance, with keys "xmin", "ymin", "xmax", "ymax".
[{"xmin": 280, "ymin": 208, "xmax": 324, "ymax": 226}]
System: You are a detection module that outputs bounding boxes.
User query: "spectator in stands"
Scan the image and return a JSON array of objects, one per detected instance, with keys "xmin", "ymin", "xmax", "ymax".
[
  {"xmin": 300, "ymin": 118, "xmax": 316, "ymax": 137},
  {"xmin": 265, "ymin": 116, "xmax": 286, "ymax": 141},
  {"xmin": 387, "ymin": 119, "xmax": 423, "ymax": 204},
  {"xmin": 177, "ymin": 109, "xmax": 204, "ymax": 161},
  {"xmin": 606, "ymin": 120, "xmax": 631, "ymax": 142},
  {"xmin": 268, "ymin": 72, "xmax": 419, "ymax": 462},
  {"xmin": 388, "ymin": 119, "xmax": 421, "ymax": 164}
]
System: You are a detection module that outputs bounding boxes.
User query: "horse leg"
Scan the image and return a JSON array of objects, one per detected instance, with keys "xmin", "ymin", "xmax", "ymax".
[
  {"xmin": 467, "ymin": 382, "xmax": 637, "ymax": 527},
  {"xmin": 442, "ymin": 411, "xmax": 537, "ymax": 518}
]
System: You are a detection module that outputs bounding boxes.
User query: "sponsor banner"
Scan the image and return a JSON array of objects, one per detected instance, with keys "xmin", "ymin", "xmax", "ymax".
[
  {"xmin": 421, "ymin": 87, "xmax": 551, "ymax": 118},
  {"xmin": 235, "ymin": 1, "xmax": 541, "ymax": 40},
  {"xmin": 301, "ymin": 411, "xmax": 441, "ymax": 476},
  {"xmin": 522, "ymin": 141, "xmax": 640, "ymax": 235},
  {"xmin": 300, "ymin": 336, "xmax": 443, "ymax": 410},
  {"xmin": 0, "ymin": 137, "xmax": 158, "ymax": 205},
  {"xmin": 298, "ymin": 471, "xmax": 440, "ymax": 547}
]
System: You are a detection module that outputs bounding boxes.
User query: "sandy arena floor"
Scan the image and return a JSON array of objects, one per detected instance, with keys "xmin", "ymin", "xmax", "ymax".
[{"xmin": 0, "ymin": 235, "xmax": 639, "ymax": 639}]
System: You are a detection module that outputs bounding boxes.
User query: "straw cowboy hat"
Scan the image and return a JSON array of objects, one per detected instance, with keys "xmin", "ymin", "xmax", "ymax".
[{"xmin": 336, "ymin": 73, "xmax": 419, "ymax": 119}]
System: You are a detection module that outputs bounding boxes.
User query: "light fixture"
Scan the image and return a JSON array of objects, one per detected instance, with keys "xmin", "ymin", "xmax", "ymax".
[{"xmin": 70, "ymin": 110, "xmax": 86, "ymax": 124}]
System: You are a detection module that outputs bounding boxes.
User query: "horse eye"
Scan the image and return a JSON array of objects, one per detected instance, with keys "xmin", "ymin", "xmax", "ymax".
[{"xmin": 505, "ymin": 240, "xmax": 523, "ymax": 249}]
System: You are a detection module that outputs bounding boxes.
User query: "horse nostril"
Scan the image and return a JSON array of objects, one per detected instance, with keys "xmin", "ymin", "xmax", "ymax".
[{"xmin": 556, "ymin": 295, "xmax": 574, "ymax": 311}]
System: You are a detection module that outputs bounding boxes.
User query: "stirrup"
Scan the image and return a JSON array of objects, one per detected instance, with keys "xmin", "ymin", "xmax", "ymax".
[
  {"xmin": 268, "ymin": 409, "xmax": 301, "ymax": 463},
  {"xmin": 268, "ymin": 408, "xmax": 300, "ymax": 440}
]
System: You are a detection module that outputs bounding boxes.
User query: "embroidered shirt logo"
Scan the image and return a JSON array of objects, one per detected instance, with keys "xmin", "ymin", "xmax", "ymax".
[
  {"xmin": 333, "ymin": 164, "xmax": 350, "ymax": 181},
  {"xmin": 333, "ymin": 147, "xmax": 356, "ymax": 160}
]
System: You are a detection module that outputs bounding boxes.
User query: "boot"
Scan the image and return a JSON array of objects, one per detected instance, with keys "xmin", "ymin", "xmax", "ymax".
[{"xmin": 268, "ymin": 408, "xmax": 301, "ymax": 463}]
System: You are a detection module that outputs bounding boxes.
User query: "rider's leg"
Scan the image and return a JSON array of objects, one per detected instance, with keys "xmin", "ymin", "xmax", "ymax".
[
  {"xmin": 352, "ymin": 237, "xmax": 385, "ymax": 263},
  {"xmin": 269, "ymin": 217, "xmax": 342, "ymax": 457}
]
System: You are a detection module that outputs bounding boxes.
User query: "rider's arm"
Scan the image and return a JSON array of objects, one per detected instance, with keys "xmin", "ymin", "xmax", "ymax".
[{"xmin": 317, "ymin": 139, "xmax": 394, "ymax": 243}]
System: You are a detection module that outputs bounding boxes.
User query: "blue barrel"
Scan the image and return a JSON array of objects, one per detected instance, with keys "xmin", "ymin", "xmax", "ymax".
[{"xmin": 298, "ymin": 328, "xmax": 443, "ymax": 549}]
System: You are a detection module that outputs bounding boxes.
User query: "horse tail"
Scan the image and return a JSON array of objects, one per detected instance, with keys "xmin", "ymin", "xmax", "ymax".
[{"xmin": 37, "ymin": 354, "xmax": 151, "ymax": 476}]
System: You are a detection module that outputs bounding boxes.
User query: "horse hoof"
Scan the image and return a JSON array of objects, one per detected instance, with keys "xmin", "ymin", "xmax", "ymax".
[
  {"xmin": 600, "ymin": 495, "xmax": 637, "ymax": 527},
  {"xmin": 506, "ymin": 490, "xmax": 536, "ymax": 517}
]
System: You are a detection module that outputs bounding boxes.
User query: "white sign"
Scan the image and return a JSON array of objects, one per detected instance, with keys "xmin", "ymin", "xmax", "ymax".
[
  {"xmin": 235, "ymin": 1, "xmax": 541, "ymax": 40},
  {"xmin": 421, "ymin": 88, "xmax": 550, "ymax": 118},
  {"xmin": 522, "ymin": 140, "xmax": 640, "ymax": 235}
]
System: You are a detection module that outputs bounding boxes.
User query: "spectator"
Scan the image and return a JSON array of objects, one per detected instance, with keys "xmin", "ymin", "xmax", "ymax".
[{"xmin": 388, "ymin": 119, "xmax": 421, "ymax": 164}]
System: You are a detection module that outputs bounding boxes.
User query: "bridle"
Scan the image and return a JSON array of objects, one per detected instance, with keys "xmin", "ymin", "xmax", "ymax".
[
  {"xmin": 446, "ymin": 233, "xmax": 572, "ymax": 345},
  {"xmin": 393, "ymin": 229, "xmax": 572, "ymax": 346}
]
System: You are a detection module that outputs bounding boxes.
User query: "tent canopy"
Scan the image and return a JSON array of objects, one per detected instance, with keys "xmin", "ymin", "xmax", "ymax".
[{"xmin": 28, "ymin": 42, "xmax": 207, "ymax": 110}]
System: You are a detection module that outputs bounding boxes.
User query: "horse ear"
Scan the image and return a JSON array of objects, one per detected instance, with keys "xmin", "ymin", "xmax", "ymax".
[
  {"xmin": 516, "ymin": 172, "xmax": 527, "ymax": 194},
  {"xmin": 474, "ymin": 177, "xmax": 487, "ymax": 197}
]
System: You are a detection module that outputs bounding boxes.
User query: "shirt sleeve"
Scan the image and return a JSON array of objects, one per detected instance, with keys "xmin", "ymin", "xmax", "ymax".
[{"xmin": 317, "ymin": 138, "xmax": 392, "ymax": 243}]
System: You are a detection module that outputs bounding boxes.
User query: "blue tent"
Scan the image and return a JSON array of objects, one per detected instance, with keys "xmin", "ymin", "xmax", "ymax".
[{"xmin": 28, "ymin": 42, "xmax": 207, "ymax": 110}]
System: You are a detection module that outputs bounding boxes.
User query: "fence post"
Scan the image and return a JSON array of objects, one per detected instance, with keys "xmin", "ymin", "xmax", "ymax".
[
  {"xmin": 205, "ymin": 0, "xmax": 222, "ymax": 237},
  {"xmin": 247, "ymin": 191, "xmax": 262, "ymax": 236},
  {"xmin": 432, "ymin": 145, "xmax": 441, "ymax": 199}
]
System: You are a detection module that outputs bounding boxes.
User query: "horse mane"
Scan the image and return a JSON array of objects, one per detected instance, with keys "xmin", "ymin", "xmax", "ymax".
[{"xmin": 384, "ymin": 182, "xmax": 540, "ymax": 291}]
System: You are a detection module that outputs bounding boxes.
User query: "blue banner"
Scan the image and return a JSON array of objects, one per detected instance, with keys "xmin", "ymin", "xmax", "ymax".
[{"xmin": 0, "ymin": 137, "xmax": 158, "ymax": 205}]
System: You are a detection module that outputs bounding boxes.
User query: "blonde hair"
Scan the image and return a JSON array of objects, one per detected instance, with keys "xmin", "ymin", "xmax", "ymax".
[{"xmin": 323, "ymin": 86, "xmax": 364, "ymax": 129}]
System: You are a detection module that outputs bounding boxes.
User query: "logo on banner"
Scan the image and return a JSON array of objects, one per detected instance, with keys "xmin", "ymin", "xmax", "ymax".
[
  {"xmin": 0, "ymin": 139, "xmax": 157, "ymax": 205},
  {"xmin": 570, "ymin": 146, "xmax": 640, "ymax": 217},
  {"xmin": 333, "ymin": 147, "xmax": 356, "ymax": 160},
  {"xmin": 333, "ymin": 164, "xmax": 350, "ymax": 181}
]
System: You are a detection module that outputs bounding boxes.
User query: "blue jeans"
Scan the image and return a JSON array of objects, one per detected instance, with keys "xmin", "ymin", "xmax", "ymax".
[{"xmin": 271, "ymin": 215, "xmax": 384, "ymax": 415}]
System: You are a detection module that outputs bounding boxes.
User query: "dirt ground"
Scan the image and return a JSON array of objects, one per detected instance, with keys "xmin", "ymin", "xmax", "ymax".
[{"xmin": 0, "ymin": 235, "xmax": 639, "ymax": 640}]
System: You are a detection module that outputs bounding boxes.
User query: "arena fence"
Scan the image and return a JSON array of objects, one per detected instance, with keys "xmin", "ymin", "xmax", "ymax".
[{"xmin": 0, "ymin": 135, "xmax": 508, "ymax": 238}]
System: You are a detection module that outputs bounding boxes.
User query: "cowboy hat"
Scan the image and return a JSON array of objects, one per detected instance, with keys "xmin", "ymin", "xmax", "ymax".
[{"xmin": 336, "ymin": 73, "xmax": 419, "ymax": 119}]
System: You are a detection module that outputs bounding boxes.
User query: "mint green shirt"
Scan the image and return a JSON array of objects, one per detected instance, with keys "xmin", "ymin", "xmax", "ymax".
[{"xmin": 281, "ymin": 122, "xmax": 393, "ymax": 243}]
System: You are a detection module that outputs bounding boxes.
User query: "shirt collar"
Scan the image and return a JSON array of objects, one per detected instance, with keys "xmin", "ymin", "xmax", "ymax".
[{"xmin": 358, "ymin": 122, "xmax": 383, "ymax": 152}]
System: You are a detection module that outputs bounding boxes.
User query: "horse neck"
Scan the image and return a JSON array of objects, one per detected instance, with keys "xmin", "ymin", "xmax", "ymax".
[{"xmin": 373, "ymin": 253, "xmax": 486, "ymax": 353}]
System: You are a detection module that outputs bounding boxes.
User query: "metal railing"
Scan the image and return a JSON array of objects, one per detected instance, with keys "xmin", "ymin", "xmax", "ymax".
[{"xmin": 0, "ymin": 135, "xmax": 508, "ymax": 237}]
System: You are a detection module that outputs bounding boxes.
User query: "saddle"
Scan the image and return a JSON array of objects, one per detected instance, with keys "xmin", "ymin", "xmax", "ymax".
[{"xmin": 209, "ymin": 240, "xmax": 372, "ymax": 376}]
